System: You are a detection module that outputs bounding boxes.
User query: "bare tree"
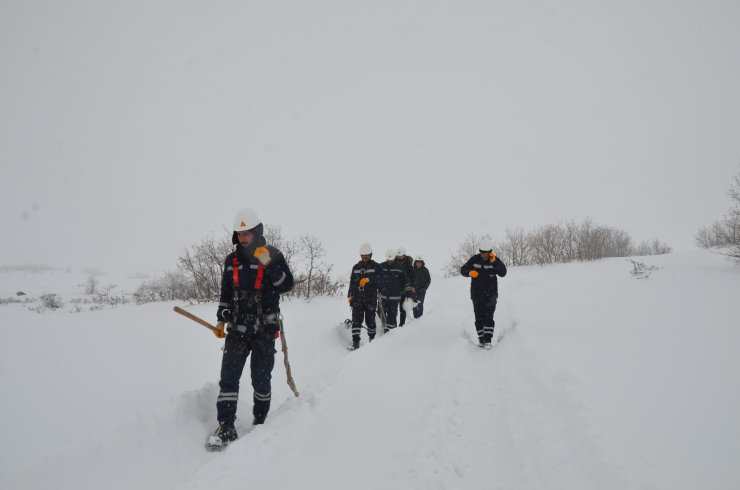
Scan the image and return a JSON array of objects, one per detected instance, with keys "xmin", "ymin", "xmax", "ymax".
[
  {"xmin": 443, "ymin": 233, "xmax": 493, "ymax": 277},
  {"xmin": 452, "ymin": 218, "xmax": 668, "ymax": 270},
  {"xmin": 134, "ymin": 271, "xmax": 192, "ymax": 304},
  {"xmin": 281, "ymin": 238, "xmax": 300, "ymax": 274},
  {"xmin": 500, "ymin": 228, "xmax": 530, "ymax": 266},
  {"xmin": 562, "ymin": 220, "xmax": 579, "ymax": 263},
  {"xmin": 176, "ymin": 234, "xmax": 232, "ymax": 302},
  {"xmin": 264, "ymin": 224, "xmax": 284, "ymax": 249},
  {"xmin": 298, "ymin": 234, "xmax": 326, "ymax": 299},
  {"xmin": 724, "ymin": 167, "xmax": 740, "ymax": 257},
  {"xmin": 84, "ymin": 274, "xmax": 100, "ymax": 295},
  {"xmin": 530, "ymin": 223, "xmax": 567, "ymax": 264},
  {"xmin": 606, "ymin": 228, "xmax": 633, "ymax": 257},
  {"xmin": 307, "ymin": 264, "xmax": 345, "ymax": 297},
  {"xmin": 696, "ymin": 164, "xmax": 740, "ymax": 262},
  {"xmin": 633, "ymin": 238, "xmax": 672, "ymax": 256},
  {"xmin": 260, "ymin": 224, "xmax": 304, "ymax": 276}
]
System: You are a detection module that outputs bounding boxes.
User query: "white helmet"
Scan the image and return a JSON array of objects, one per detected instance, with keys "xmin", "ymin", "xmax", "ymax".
[
  {"xmin": 233, "ymin": 208, "xmax": 261, "ymax": 232},
  {"xmin": 415, "ymin": 255, "xmax": 424, "ymax": 262},
  {"xmin": 359, "ymin": 243, "xmax": 373, "ymax": 255},
  {"xmin": 478, "ymin": 239, "xmax": 494, "ymax": 253},
  {"xmin": 397, "ymin": 246, "xmax": 406, "ymax": 256},
  {"xmin": 385, "ymin": 248, "xmax": 397, "ymax": 260}
]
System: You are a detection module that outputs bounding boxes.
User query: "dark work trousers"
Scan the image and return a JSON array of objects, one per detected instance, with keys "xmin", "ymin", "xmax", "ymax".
[
  {"xmin": 413, "ymin": 290, "xmax": 427, "ymax": 318},
  {"xmin": 399, "ymin": 294, "xmax": 406, "ymax": 326},
  {"xmin": 472, "ymin": 296, "xmax": 498, "ymax": 343},
  {"xmin": 217, "ymin": 328, "xmax": 276, "ymax": 423},
  {"xmin": 381, "ymin": 299, "xmax": 399, "ymax": 329},
  {"xmin": 352, "ymin": 295, "xmax": 378, "ymax": 341},
  {"xmin": 399, "ymin": 294, "xmax": 415, "ymax": 326}
]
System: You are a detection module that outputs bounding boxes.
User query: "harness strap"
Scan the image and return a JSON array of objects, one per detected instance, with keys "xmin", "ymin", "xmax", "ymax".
[
  {"xmin": 255, "ymin": 263, "xmax": 264, "ymax": 290},
  {"xmin": 232, "ymin": 256, "xmax": 240, "ymax": 288}
]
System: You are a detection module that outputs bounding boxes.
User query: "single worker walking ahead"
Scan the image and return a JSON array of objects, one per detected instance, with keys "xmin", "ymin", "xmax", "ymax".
[
  {"xmin": 207, "ymin": 208, "xmax": 294, "ymax": 451},
  {"xmin": 460, "ymin": 239, "xmax": 507, "ymax": 350}
]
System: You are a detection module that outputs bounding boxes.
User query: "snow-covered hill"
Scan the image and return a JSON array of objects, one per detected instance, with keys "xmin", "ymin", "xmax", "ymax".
[{"xmin": 1, "ymin": 251, "xmax": 738, "ymax": 490}]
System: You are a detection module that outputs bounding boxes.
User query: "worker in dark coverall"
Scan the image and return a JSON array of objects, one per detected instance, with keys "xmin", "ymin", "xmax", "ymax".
[{"xmin": 207, "ymin": 208, "xmax": 294, "ymax": 451}]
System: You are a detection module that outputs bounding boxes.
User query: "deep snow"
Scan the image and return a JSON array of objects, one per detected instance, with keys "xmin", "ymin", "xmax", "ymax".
[{"xmin": 1, "ymin": 251, "xmax": 739, "ymax": 489}]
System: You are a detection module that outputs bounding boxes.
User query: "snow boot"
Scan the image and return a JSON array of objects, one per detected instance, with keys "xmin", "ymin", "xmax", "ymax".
[
  {"xmin": 253, "ymin": 414, "xmax": 266, "ymax": 425},
  {"xmin": 206, "ymin": 420, "xmax": 238, "ymax": 451}
]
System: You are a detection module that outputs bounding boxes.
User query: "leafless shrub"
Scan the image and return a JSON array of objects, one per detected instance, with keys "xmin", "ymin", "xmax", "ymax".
[
  {"xmin": 92, "ymin": 284, "xmax": 129, "ymax": 307},
  {"xmin": 530, "ymin": 222, "xmax": 568, "ymax": 264},
  {"xmin": 498, "ymin": 228, "xmax": 531, "ymax": 267},
  {"xmin": 443, "ymin": 233, "xmax": 494, "ymax": 277},
  {"xmin": 627, "ymin": 259, "xmax": 661, "ymax": 279},
  {"xmin": 0, "ymin": 296, "xmax": 33, "ymax": 306},
  {"xmin": 633, "ymin": 238, "xmax": 673, "ymax": 256},
  {"xmin": 39, "ymin": 294, "xmax": 63, "ymax": 310},
  {"xmin": 134, "ymin": 271, "xmax": 192, "ymax": 304},
  {"xmin": 284, "ymin": 235, "xmax": 344, "ymax": 300},
  {"xmin": 696, "ymin": 165, "xmax": 740, "ymax": 262},
  {"xmin": 84, "ymin": 274, "xmax": 100, "ymax": 295},
  {"xmin": 176, "ymin": 234, "xmax": 232, "ymax": 303},
  {"xmin": 136, "ymin": 229, "xmax": 343, "ymax": 303},
  {"xmin": 446, "ymin": 218, "xmax": 670, "ymax": 273}
]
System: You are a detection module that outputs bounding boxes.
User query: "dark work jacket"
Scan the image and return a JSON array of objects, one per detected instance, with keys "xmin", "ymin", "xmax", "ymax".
[
  {"xmin": 460, "ymin": 254, "xmax": 507, "ymax": 301},
  {"xmin": 395, "ymin": 256, "xmax": 416, "ymax": 288},
  {"xmin": 414, "ymin": 265, "xmax": 431, "ymax": 292},
  {"xmin": 217, "ymin": 243, "xmax": 294, "ymax": 322},
  {"xmin": 378, "ymin": 260, "xmax": 410, "ymax": 300},
  {"xmin": 347, "ymin": 259, "xmax": 382, "ymax": 299}
]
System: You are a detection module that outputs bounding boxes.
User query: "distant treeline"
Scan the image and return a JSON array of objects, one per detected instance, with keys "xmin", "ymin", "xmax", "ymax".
[
  {"xmin": 443, "ymin": 218, "xmax": 672, "ymax": 277},
  {"xmin": 134, "ymin": 225, "xmax": 344, "ymax": 304},
  {"xmin": 696, "ymin": 164, "xmax": 740, "ymax": 263}
]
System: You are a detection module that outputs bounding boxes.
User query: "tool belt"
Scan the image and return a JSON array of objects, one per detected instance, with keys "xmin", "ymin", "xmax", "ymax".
[{"xmin": 228, "ymin": 311, "xmax": 280, "ymax": 334}]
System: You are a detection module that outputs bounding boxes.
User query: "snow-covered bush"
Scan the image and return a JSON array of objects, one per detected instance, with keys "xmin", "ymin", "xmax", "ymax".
[
  {"xmin": 0, "ymin": 296, "xmax": 33, "ymax": 306},
  {"xmin": 28, "ymin": 293, "xmax": 64, "ymax": 311},
  {"xmin": 627, "ymin": 259, "xmax": 661, "ymax": 279},
  {"xmin": 40, "ymin": 293, "xmax": 63, "ymax": 309},
  {"xmin": 696, "ymin": 165, "xmax": 740, "ymax": 263}
]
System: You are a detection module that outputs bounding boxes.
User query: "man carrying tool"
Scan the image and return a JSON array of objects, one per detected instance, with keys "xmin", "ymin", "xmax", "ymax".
[
  {"xmin": 207, "ymin": 208, "xmax": 294, "ymax": 451},
  {"xmin": 347, "ymin": 242, "xmax": 382, "ymax": 350}
]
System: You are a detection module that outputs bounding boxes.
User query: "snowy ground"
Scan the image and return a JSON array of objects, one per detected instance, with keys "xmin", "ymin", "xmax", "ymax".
[{"xmin": 1, "ymin": 251, "xmax": 739, "ymax": 490}]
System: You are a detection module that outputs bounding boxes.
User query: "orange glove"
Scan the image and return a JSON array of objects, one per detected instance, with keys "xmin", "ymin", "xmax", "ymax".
[
  {"xmin": 359, "ymin": 277, "xmax": 370, "ymax": 287},
  {"xmin": 214, "ymin": 321, "xmax": 226, "ymax": 339},
  {"xmin": 348, "ymin": 296, "xmax": 353, "ymax": 304},
  {"xmin": 253, "ymin": 247, "xmax": 271, "ymax": 265},
  {"xmin": 469, "ymin": 270, "xmax": 479, "ymax": 278},
  {"xmin": 490, "ymin": 252, "xmax": 496, "ymax": 263}
]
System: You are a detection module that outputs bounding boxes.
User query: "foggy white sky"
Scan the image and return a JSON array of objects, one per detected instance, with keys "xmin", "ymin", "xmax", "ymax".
[{"xmin": 1, "ymin": 0, "xmax": 739, "ymax": 275}]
